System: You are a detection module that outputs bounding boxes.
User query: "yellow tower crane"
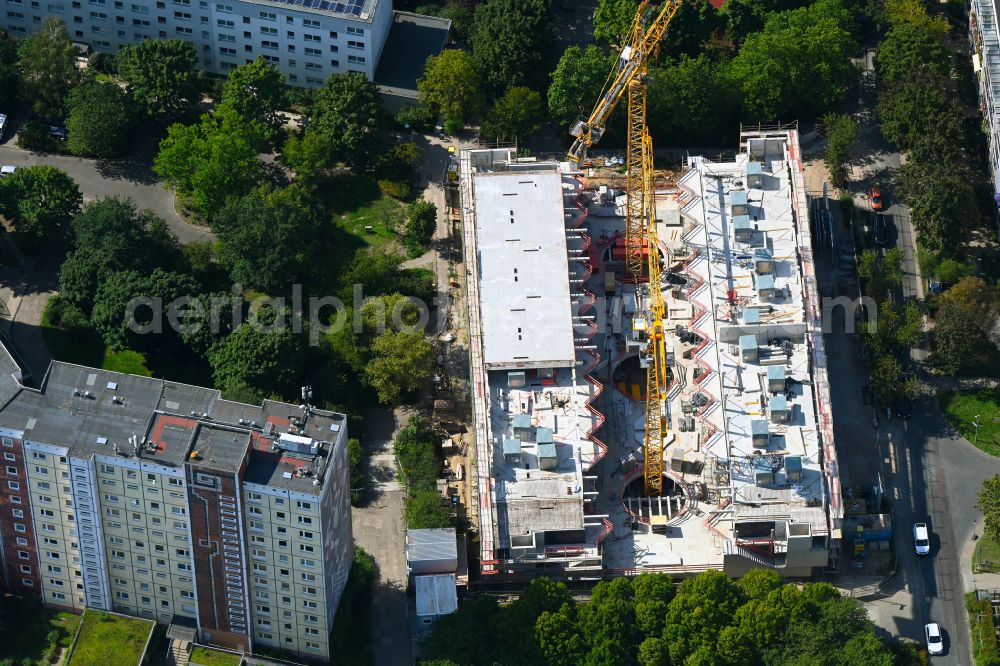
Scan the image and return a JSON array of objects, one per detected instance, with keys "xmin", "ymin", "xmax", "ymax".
[{"xmin": 568, "ymin": 1, "xmax": 680, "ymax": 496}]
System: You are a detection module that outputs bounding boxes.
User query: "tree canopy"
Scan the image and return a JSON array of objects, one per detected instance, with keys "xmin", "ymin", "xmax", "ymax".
[
  {"xmin": 213, "ymin": 185, "xmax": 325, "ymax": 293},
  {"xmin": 470, "ymin": 0, "xmax": 553, "ymax": 95},
  {"xmin": 424, "ymin": 571, "xmax": 897, "ymax": 665},
  {"xmin": 874, "ymin": 23, "xmax": 950, "ymax": 88},
  {"xmin": 728, "ymin": 0, "xmax": 857, "ymax": 123},
  {"xmin": 480, "ymin": 86, "xmax": 545, "ymax": 144},
  {"xmin": 365, "ymin": 330, "xmax": 434, "ymax": 404},
  {"xmin": 219, "ymin": 58, "xmax": 287, "ymax": 144},
  {"xmin": 116, "ymin": 39, "xmax": 200, "ymax": 125},
  {"xmin": 648, "ymin": 54, "xmax": 738, "ymax": 146},
  {"xmin": 308, "ymin": 71, "xmax": 385, "ymax": 166},
  {"xmin": 418, "ymin": 49, "xmax": 485, "ymax": 126},
  {"xmin": 979, "ymin": 475, "xmax": 1000, "ymax": 543},
  {"xmin": 593, "ymin": 0, "xmax": 642, "ymax": 44},
  {"xmin": 548, "ymin": 45, "xmax": 614, "ymax": 130},
  {"xmin": 16, "ymin": 17, "xmax": 79, "ymax": 117},
  {"xmin": 66, "ymin": 80, "xmax": 136, "ymax": 158},
  {"xmin": 154, "ymin": 106, "xmax": 264, "ymax": 220},
  {"xmin": 0, "ymin": 37, "xmax": 17, "ymax": 105},
  {"xmin": 208, "ymin": 322, "xmax": 307, "ymax": 402},
  {"xmin": 0, "ymin": 165, "xmax": 82, "ymax": 246},
  {"xmin": 90, "ymin": 268, "xmax": 200, "ymax": 350},
  {"xmin": 58, "ymin": 197, "xmax": 181, "ymax": 312}
]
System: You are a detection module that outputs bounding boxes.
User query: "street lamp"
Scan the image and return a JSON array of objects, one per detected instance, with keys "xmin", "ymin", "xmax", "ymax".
[{"xmin": 973, "ymin": 414, "xmax": 982, "ymax": 445}]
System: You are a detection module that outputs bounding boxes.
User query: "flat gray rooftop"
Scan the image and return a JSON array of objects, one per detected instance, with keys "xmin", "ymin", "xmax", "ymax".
[
  {"xmin": 374, "ymin": 11, "xmax": 451, "ymax": 94},
  {"xmin": 473, "ymin": 171, "xmax": 575, "ymax": 370},
  {"xmin": 0, "ymin": 354, "xmax": 346, "ymax": 494}
]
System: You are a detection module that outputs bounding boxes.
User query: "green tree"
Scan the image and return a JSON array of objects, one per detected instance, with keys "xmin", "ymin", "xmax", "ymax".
[
  {"xmin": 117, "ymin": 39, "xmax": 200, "ymax": 124},
  {"xmin": 66, "ymin": 81, "xmax": 136, "ymax": 158},
  {"xmin": 594, "ymin": 0, "xmax": 642, "ymax": 43},
  {"xmin": 348, "ymin": 437, "xmax": 364, "ymax": 493},
  {"xmin": 480, "ymin": 86, "xmax": 545, "ymax": 143},
  {"xmin": 220, "ymin": 58, "xmax": 287, "ymax": 144},
  {"xmin": 0, "ymin": 37, "xmax": 18, "ymax": 105},
  {"xmin": 90, "ymin": 268, "xmax": 200, "ymax": 350},
  {"xmin": 394, "ymin": 415, "xmax": 439, "ymax": 490},
  {"xmin": 857, "ymin": 247, "xmax": 902, "ymax": 303},
  {"xmin": 175, "ymin": 291, "xmax": 242, "ymax": 358},
  {"xmin": 877, "ymin": 82, "xmax": 963, "ymax": 154},
  {"xmin": 978, "ymin": 475, "xmax": 1000, "ymax": 543},
  {"xmin": 822, "ymin": 113, "xmax": 856, "ymax": 187},
  {"xmin": 648, "ymin": 54, "xmax": 738, "ymax": 146},
  {"xmin": 405, "ymin": 488, "xmax": 452, "ymax": 529},
  {"xmin": 281, "ymin": 131, "xmax": 337, "ymax": 185},
  {"xmin": 637, "ymin": 636, "xmax": 669, "ymax": 666},
  {"xmin": 729, "ymin": 0, "xmax": 858, "ymax": 123},
  {"xmin": 213, "ymin": 185, "xmax": 324, "ymax": 292},
  {"xmin": 154, "ymin": 106, "xmax": 264, "ymax": 219},
  {"xmin": 941, "ymin": 276, "xmax": 998, "ymax": 333},
  {"xmin": 874, "ymin": 23, "xmax": 950, "ymax": 88},
  {"xmin": 470, "ymin": 0, "xmax": 553, "ymax": 95},
  {"xmin": 932, "ymin": 299, "xmax": 994, "ymax": 375},
  {"xmin": 16, "ymin": 17, "xmax": 79, "ymax": 117},
  {"xmin": 0, "ymin": 165, "xmax": 82, "ymax": 246},
  {"xmin": 632, "ymin": 572, "xmax": 674, "ymax": 635},
  {"xmin": 664, "ymin": 0, "xmax": 723, "ymax": 59},
  {"xmin": 662, "ymin": 569, "xmax": 742, "ymax": 663},
  {"xmin": 406, "ymin": 199, "xmax": 437, "ymax": 248},
  {"xmin": 209, "ymin": 322, "xmax": 307, "ymax": 401},
  {"xmin": 418, "ymin": 49, "xmax": 484, "ymax": 127},
  {"xmin": 899, "ymin": 160, "xmax": 979, "ymax": 256},
  {"xmin": 365, "ymin": 330, "xmax": 433, "ymax": 404},
  {"xmin": 722, "ymin": 0, "xmax": 814, "ymax": 41},
  {"xmin": 578, "ymin": 578, "xmax": 640, "ymax": 666},
  {"xmin": 870, "ymin": 354, "xmax": 918, "ymax": 406},
  {"xmin": 309, "ymin": 71, "xmax": 385, "ymax": 166},
  {"xmin": 548, "ymin": 45, "xmax": 615, "ymax": 130},
  {"xmin": 57, "ymin": 197, "xmax": 181, "ymax": 312},
  {"xmin": 536, "ymin": 603, "xmax": 585, "ymax": 666}
]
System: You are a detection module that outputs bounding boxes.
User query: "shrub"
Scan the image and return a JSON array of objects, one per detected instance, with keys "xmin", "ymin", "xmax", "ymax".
[
  {"xmin": 16, "ymin": 120, "xmax": 54, "ymax": 153},
  {"xmin": 378, "ymin": 179, "xmax": 411, "ymax": 200},
  {"xmin": 443, "ymin": 118, "xmax": 463, "ymax": 136},
  {"xmin": 87, "ymin": 51, "xmax": 116, "ymax": 74}
]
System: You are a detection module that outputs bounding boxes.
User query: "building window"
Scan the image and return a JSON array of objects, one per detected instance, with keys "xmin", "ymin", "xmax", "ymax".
[
  {"xmin": 11, "ymin": 508, "xmax": 23, "ymax": 518},
  {"xmin": 2, "ymin": 437, "xmax": 13, "ymax": 447},
  {"xmin": 6, "ymin": 466, "xmax": 17, "ymax": 475},
  {"xmin": 216, "ymin": 18, "xmax": 233, "ymax": 27},
  {"xmin": 4, "ymin": 453, "xmax": 15, "ymax": 462},
  {"xmin": 346, "ymin": 40, "xmax": 363, "ymax": 49},
  {"xmin": 258, "ymin": 10, "xmax": 274, "ymax": 19},
  {"xmin": 14, "ymin": 523, "xmax": 25, "ymax": 533},
  {"xmin": 10, "ymin": 496, "xmax": 20, "ymax": 504},
  {"xmin": 348, "ymin": 55, "xmax": 366, "ymax": 65},
  {"xmin": 302, "ymin": 17, "xmax": 318, "ymax": 27},
  {"xmin": 302, "ymin": 32, "xmax": 318, "ymax": 42},
  {"xmin": 7, "ymin": 481, "xmax": 19, "ymax": 490},
  {"xmin": 346, "ymin": 25, "xmax": 362, "ymax": 35}
]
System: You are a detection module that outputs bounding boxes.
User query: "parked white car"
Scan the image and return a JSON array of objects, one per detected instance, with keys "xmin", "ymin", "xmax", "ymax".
[
  {"xmin": 914, "ymin": 522, "xmax": 930, "ymax": 555},
  {"xmin": 925, "ymin": 622, "xmax": 944, "ymax": 655},
  {"xmin": 0, "ymin": 165, "xmax": 16, "ymax": 177},
  {"xmin": 0, "ymin": 113, "xmax": 7, "ymax": 141}
]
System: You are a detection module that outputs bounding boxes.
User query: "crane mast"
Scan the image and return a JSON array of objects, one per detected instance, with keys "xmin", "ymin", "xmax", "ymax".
[{"xmin": 570, "ymin": 1, "xmax": 678, "ymax": 496}]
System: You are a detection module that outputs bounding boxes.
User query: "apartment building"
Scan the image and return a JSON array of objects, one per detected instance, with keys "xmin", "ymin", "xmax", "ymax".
[
  {"xmin": 0, "ymin": 346, "xmax": 353, "ymax": 661},
  {"xmin": 0, "ymin": 0, "xmax": 391, "ymax": 86},
  {"xmin": 971, "ymin": 0, "xmax": 1000, "ymax": 200}
]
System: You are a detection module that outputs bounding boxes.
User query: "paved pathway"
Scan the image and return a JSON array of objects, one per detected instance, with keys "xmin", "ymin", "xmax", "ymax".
[{"xmin": 0, "ymin": 141, "xmax": 212, "ymax": 245}]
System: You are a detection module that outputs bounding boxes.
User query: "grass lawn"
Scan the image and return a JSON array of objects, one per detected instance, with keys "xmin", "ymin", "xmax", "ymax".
[
  {"xmin": 189, "ymin": 646, "xmax": 243, "ymax": 666},
  {"xmin": 67, "ymin": 610, "xmax": 154, "ymax": 666},
  {"xmin": 974, "ymin": 532, "xmax": 1000, "ymax": 573},
  {"xmin": 0, "ymin": 594, "xmax": 81, "ymax": 664},
  {"xmin": 939, "ymin": 389, "xmax": 1000, "ymax": 456},
  {"xmin": 326, "ymin": 174, "xmax": 406, "ymax": 252}
]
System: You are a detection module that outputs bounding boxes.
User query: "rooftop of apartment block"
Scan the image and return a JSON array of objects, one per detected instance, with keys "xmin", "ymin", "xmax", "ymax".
[{"xmin": 0, "ymin": 350, "xmax": 345, "ymax": 493}]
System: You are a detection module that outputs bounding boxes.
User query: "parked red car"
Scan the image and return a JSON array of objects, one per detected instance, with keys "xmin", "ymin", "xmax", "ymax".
[{"xmin": 868, "ymin": 186, "xmax": 885, "ymax": 211}]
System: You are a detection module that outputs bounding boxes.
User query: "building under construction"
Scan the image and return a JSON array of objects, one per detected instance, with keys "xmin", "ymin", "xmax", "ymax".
[{"xmin": 459, "ymin": 127, "xmax": 842, "ymax": 582}]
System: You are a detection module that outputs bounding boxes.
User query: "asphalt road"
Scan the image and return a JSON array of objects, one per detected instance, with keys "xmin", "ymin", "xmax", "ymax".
[
  {"xmin": 0, "ymin": 140, "xmax": 212, "ymax": 245},
  {"xmin": 839, "ymin": 67, "xmax": 1000, "ymax": 661}
]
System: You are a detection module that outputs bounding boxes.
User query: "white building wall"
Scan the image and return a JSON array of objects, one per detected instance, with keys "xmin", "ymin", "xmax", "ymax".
[{"xmin": 0, "ymin": 0, "xmax": 389, "ymax": 86}]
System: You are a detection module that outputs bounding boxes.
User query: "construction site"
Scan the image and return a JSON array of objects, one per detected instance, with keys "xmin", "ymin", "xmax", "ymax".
[
  {"xmin": 457, "ymin": 124, "xmax": 843, "ymax": 581},
  {"xmin": 443, "ymin": 0, "xmax": 844, "ymax": 586}
]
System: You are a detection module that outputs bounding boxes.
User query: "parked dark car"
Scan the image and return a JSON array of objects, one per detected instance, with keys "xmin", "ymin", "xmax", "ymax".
[
  {"xmin": 873, "ymin": 213, "xmax": 887, "ymax": 246},
  {"xmin": 896, "ymin": 399, "xmax": 912, "ymax": 420}
]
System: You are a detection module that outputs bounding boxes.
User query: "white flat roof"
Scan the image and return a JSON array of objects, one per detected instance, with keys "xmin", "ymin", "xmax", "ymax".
[
  {"xmin": 415, "ymin": 574, "xmax": 458, "ymax": 617},
  {"xmin": 473, "ymin": 172, "xmax": 576, "ymax": 370}
]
